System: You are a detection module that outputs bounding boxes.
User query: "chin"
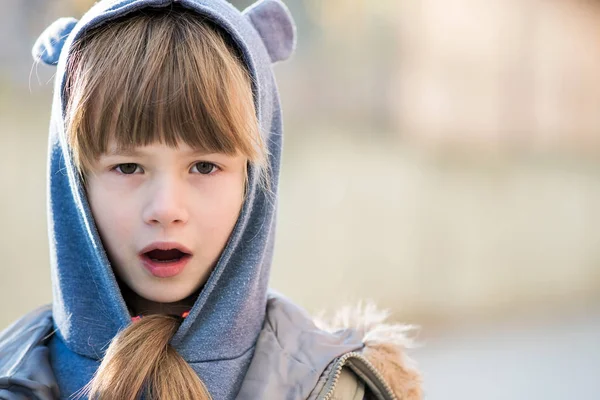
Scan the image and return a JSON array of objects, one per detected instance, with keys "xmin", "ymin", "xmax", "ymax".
[{"xmin": 138, "ymin": 283, "xmax": 193, "ymax": 304}]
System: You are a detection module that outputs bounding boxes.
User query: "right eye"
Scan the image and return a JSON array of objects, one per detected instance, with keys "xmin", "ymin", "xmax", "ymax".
[{"xmin": 114, "ymin": 163, "xmax": 141, "ymax": 175}]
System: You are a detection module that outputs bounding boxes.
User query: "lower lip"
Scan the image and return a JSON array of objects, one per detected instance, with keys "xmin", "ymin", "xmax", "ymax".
[{"xmin": 140, "ymin": 255, "xmax": 191, "ymax": 278}]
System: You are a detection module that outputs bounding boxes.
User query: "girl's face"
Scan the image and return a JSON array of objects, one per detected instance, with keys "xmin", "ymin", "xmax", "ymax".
[{"xmin": 86, "ymin": 139, "xmax": 246, "ymax": 308}]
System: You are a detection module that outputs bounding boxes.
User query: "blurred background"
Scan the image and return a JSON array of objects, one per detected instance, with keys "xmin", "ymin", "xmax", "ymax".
[{"xmin": 1, "ymin": 0, "xmax": 599, "ymax": 398}]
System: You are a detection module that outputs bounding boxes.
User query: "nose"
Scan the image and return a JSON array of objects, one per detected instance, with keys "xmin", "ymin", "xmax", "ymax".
[{"xmin": 142, "ymin": 175, "xmax": 189, "ymax": 227}]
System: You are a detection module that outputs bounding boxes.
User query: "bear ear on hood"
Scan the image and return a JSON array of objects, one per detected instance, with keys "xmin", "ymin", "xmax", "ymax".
[
  {"xmin": 32, "ymin": 17, "xmax": 79, "ymax": 66},
  {"xmin": 31, "ymin": 1, "xmax": 297, "ymax": 66},
  {"xmin": 243, "ymin": 0, "xmax": 296, "ymax": 63}
]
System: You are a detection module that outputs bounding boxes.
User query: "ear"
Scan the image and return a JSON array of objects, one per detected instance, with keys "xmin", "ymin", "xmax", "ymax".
[
  {"xmin": 243, "ymin": 0, "xmax": 296, "ymax": 63},
  {"xmin": 32, "ymin": 17, "xmax": 79, "ymax": 66}
]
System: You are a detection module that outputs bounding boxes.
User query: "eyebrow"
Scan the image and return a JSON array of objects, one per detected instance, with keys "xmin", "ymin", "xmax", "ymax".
[
  {"xmin": 105, "ymin": 148, "xmax": 144, "ymax": 157},
  {"xmin": 104, "ymin": 148, "xmax": 212, "ymax": 157}
]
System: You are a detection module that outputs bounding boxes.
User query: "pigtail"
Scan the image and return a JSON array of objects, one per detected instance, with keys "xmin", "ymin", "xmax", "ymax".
[{"xmin": 75, "ymin": 315, "xmax": 210, "ymax": 400}]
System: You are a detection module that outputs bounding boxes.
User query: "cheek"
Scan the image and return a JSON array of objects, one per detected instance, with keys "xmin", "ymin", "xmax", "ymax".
[
  {"xmin": 87, "ymin": 183, "xmax": 135, "ymax": 249},
  {"xmin": 196, "ymin": 175, "xmax": 245, "ymax": 235},
  {"xmin": 220, "ymin": 174, "xmax": 246, "ymax": 221}
]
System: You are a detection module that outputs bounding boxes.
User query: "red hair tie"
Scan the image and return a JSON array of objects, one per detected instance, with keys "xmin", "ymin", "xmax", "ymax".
[{"xmin": 131, "ymin": 310, "xmax": 191, "ymax": 322}]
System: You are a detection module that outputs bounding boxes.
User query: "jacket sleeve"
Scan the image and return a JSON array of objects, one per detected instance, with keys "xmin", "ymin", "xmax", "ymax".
[{"xmin": 0, "ymin": 305, "xmax": 59, "ymax": 400}]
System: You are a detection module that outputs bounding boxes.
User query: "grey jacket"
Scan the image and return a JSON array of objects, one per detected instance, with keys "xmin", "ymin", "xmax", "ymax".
[{"xmin": 0, "ymin": 293, "xmax": 422, "ymax": 399}]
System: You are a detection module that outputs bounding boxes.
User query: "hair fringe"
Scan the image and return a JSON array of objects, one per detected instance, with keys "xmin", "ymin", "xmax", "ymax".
[{"xmin": 63, "ymin": 6, "xmax": 267, "ymax": 185}]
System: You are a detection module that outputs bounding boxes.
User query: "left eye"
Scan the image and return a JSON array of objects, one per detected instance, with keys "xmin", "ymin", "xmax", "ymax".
[
  {"xmin": 115, "ymin": 163, "xmax": 141, "ymax": 174},
  {"xmin": 191, "ymin": 162, "xmax": 217, "ymax": 175}
]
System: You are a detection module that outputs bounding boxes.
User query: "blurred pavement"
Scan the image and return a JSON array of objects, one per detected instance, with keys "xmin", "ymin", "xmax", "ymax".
[{"xmin": 415, "ymin": 307, "xmax": 600, "ymax": 399}]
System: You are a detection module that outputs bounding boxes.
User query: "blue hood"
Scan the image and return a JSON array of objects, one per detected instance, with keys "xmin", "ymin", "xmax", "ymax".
[{"xmin": 33, "ymin": 0, "xmax": 296, "ymax": 398}]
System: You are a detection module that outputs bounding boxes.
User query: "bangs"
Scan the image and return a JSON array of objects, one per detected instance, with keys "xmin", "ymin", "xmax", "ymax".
[{"xmin": 64, "ymin": 7, "xmax": 263, "ymax": 174}]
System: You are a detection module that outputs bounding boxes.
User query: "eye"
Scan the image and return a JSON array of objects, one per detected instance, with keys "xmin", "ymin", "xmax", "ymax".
[
  {"xmin": 191, "ymin": 161, "xmax": 217, "ymax": 175},
  {"xmin": 114, "ymin": 163, "xmax": 141, "ymax": 175}
]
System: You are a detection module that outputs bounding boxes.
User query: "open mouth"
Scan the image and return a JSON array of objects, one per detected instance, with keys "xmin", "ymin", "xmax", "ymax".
[{"xmin": 143, "ymin": 249, "xmax": 190, "ymax": 263}]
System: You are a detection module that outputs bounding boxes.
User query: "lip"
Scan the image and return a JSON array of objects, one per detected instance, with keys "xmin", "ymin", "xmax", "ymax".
[
  {"xmin": 139, "ymin": 241, "xmax": 193, "ymax": 256},
  {"xmin": 139, "ymin": 242, "xmax": 193, "ymax": 278}
]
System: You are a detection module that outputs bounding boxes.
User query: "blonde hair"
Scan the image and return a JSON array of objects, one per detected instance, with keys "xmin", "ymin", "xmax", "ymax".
[
  {"xmin": 65, "ymin": 6, "xmax": 266, "ymax": 399},
  {"xmin": 76, "ymin": 315, "xmax": 211, "ymax": 400}
]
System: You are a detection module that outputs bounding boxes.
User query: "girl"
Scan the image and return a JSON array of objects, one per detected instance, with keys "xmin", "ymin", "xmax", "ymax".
[{"xmin": 0, "ymin": 0, "xmax": 422, "ymax": 399}]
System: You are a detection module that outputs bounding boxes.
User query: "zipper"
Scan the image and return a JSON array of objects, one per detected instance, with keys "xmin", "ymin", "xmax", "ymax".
[{"xmin": 317, "ymin": 351, "xmax": 397, "ymax": 400}]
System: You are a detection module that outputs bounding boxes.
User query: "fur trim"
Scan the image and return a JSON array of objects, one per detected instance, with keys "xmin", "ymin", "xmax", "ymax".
[{"xmin": 314, "ymin": 302, "xmax": 423, "ymax": 400}]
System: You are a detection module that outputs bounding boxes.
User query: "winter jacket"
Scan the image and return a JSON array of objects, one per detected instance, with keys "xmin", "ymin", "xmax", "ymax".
[{"xmin": 0, "ymin": 294, "xmax": 422, "ymax": 399}]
